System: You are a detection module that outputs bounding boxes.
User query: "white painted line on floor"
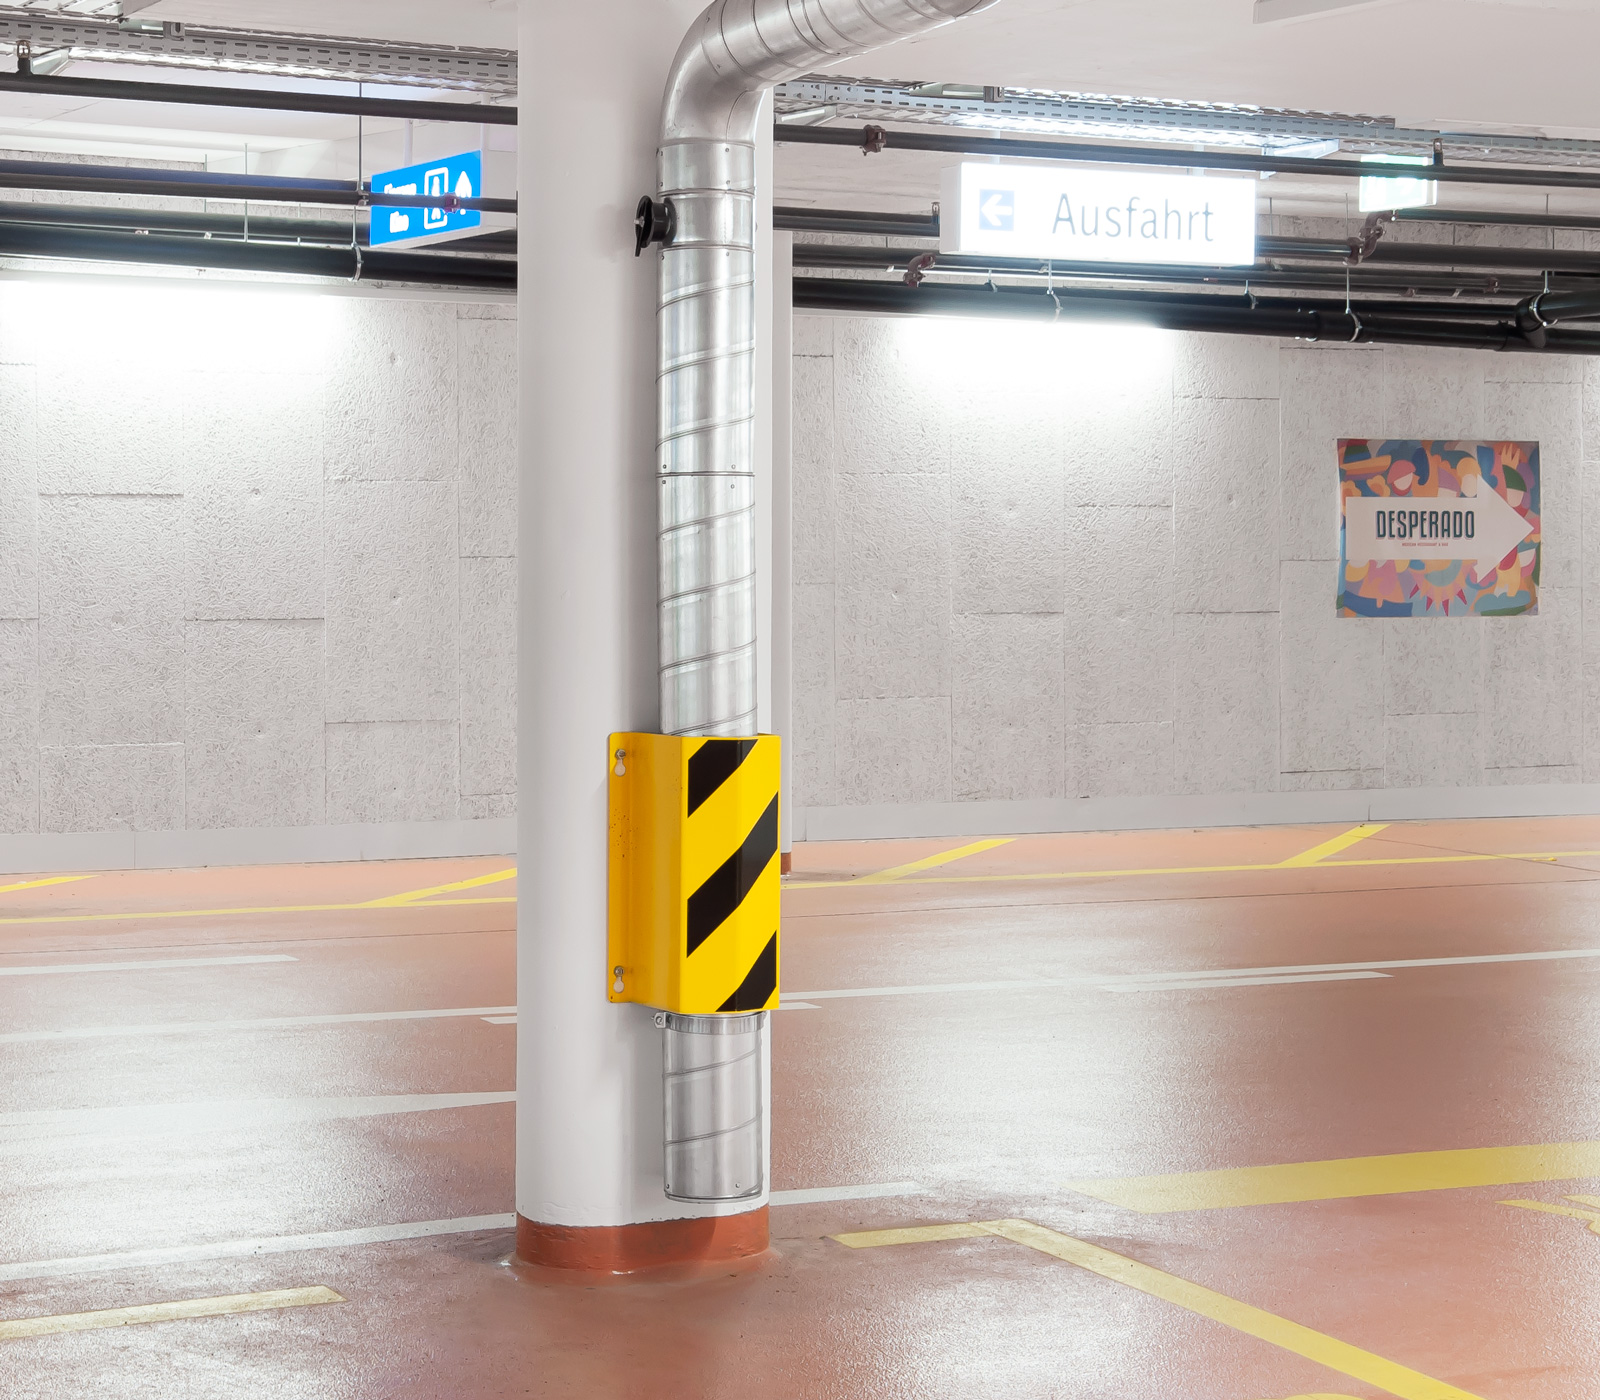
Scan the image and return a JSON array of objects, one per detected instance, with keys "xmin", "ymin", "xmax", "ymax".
[
  {"xmin": 774, "ymin": 1001, "xmax": 819, "ymax": 1010},
  {"xmin": 0, "ymin": 1092, "xmax": 514, "ymax": 1147},
  {"xmin": 1105, "ymin": 971, "xmax": 1389, "ymax": 992},
  {"xmin": 481, "ymin": 1014, "xmax": 517, "ymax": 1025},
  {"xmin": 0, "ymin": 1215, "xmax": 518, "ymax": 1284},
  {"xmin": 770, "ymin": 1181, "xmax": 924, "ymax": 1206},
  {"xmin": 0, "ymin": 1005, "xmax": 518, "ymax": 1045},
  {"xmin": 785, "ymin": 947, "xmax": 1600, "ymax": 1002},
  {"xmin": 0, "ymin": 1184, "xmax": 934, "ymax": 1282},
  {"xmin": 0, "ymin": 954, "xmax": 297, "ymax": 978}
]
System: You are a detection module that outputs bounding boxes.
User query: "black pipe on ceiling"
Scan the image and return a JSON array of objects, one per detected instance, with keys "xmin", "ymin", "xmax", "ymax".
[
  {"xmin": 1394, "ymin": 208, "xmax": 1600, "ymax": 232},
  {"xmin": 787, "ymin": 242, "xmax": 1524, "ymax": 296},
  {"xmin": 0, "ymin": 199, "xmax": 517, "ymax": 253},
  {"xmin": 776, "ymin": 122, "xmax": 1600, "ymax": 194},
  {"xmin": 0, "ymin": 221, "xmax": 514, "ymax": 289},
  {"xmin": 774, "ymin": 205, "xmax": 939, "ymax": 238},
  {"xmin": 794, "ymin": 269, "xmax": 1517, "ymax": 325},
  {"xmin": 0, "ymin": 68, "xmax": 517, "ymax": 125},
  {"xmin": 792, "ymin": 276, "xmax": 1600, "ymax": 355},
  {"xmin": 0, "ymin": 156, "xmax": 517, "ymax": 212},
  {"xmin": 788, "ymin": 243, "xmax": 1554, "ymax": 301}
]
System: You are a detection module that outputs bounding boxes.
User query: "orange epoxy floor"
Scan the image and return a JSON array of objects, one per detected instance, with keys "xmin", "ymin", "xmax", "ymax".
[{"xmin": 4, "ymin": 820, "xmax": 1600, "ymax": 1396}]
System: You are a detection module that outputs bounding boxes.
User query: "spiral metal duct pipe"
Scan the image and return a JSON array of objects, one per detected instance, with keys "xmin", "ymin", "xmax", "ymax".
[{"xmin": 655, "ymin": 0, "xmax": 998, "ymax": 736}]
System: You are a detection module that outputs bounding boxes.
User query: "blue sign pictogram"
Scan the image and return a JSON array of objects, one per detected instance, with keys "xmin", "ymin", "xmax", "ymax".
[
  {"xmin": 370, "ymin": 150, "xmax": 482, "ymax": 247},
  {"xmin": 978, "ymin": 189, "xmax": 1015, "ymax": 231}
]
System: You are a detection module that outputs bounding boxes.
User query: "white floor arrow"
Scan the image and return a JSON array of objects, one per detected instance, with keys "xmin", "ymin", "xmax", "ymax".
[{"xmin": 1344, "ymin": 487, "xmax": 1533, "ymax": 570}]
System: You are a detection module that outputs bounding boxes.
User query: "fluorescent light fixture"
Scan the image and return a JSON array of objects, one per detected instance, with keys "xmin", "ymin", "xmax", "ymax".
[
  {"xmin": 940, "ymin": 161, "xmax": 1258, "ymax": 267},
  {"xmin": 1358, "ymin": 152, "xmax": 1438, "ymax": 212},
  {"xmin": 28, "ymin": 49, "xmax": 74, "ymax": 77}
]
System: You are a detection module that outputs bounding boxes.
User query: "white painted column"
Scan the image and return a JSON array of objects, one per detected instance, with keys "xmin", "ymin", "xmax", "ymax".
[
  {"xmin": 516, "ymin": 0, "xmax": 766, "ymax": 1243},
  {"xmin": 772, "ymin": 231, "xmax": 795, "ymax": 858}
]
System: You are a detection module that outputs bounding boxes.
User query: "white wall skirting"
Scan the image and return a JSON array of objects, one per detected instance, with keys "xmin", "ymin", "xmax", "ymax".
[
  {"xmin": 794, "ymin": 785, "xmax": 1600, "ymax": 843},
  {"xmin": 0, "ymin": 817, "xmax": 516, "ymax": 875}
]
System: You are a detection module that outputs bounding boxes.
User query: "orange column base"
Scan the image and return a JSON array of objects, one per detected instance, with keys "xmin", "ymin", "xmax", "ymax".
[
  {"xmin": 780, "ymin": 851, "xmax": 792, "ymax": 875},
  {"xmin": 514, "ymin": 1206, "xmax": 769, "ymax": 1274}
]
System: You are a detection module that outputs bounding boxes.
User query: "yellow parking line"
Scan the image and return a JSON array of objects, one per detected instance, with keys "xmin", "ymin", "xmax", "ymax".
[
  {"xmin": 833, "ymin": 1218, "xmax": 1482, "ymax": 1400},
  {"xmin": 360, "ymin": 867, "xmax": 517, "ymax": 907},
  {"xmin": 1277, "ymin": 823, "xmax": 1390, "ymax": 867},
  {"xmin": 0, "ymin": 875, "xmax": 97, "ymax": 896},
  {"xmin": 851, "ymin": 838, "xmax": 1015, "ymax": 886},
  {"xmin": 1501, "ymin": 1198, "xmax": 1600, "ymax": 1234},
  {"xmin": 1066, "ymin": 1140, "xmax": 1600, "ymax": 1213},
  {"xmin": 0, "ymin": 1286, "xmax": 343, "ymax": 1341},
  {"xmin": 786, "ymin": 846, "xmax": 1595, "ymax": 891}
]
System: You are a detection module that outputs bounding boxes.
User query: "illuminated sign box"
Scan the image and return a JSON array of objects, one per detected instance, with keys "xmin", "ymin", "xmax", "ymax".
[
  {"xmin": 940, "ymin": 162, "xmax": 1258, "ymax": 266},
  {"xmin": 1358, "ymin": 153, "xmax": 1438, "ymax": 213}
]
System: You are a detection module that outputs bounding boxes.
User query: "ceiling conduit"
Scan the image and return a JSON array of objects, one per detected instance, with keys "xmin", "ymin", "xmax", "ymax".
[{"xmin": 652, "ymin": 0, "xmax": 997, "ymax": 738}]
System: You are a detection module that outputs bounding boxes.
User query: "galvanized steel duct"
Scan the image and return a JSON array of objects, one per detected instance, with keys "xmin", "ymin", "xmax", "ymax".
[{"xmin": 655, "ymin": 0, "xmax": 998, "ymax": 736}]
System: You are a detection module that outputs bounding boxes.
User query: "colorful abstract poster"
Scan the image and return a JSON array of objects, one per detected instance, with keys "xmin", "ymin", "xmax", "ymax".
[{"xmin": 1338, "ymin": 439, "xmax": 1540, "ymax": 618}]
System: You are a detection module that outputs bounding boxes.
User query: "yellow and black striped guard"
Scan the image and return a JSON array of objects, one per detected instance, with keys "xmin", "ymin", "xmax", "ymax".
[{"xmin": 607, "ymin": 732, "xmax": 781, "ymax": 1014}]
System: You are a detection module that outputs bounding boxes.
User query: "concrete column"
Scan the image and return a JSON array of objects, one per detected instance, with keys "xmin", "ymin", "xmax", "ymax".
[{"xmin": 515, "ymin": 0, "xmax": 770, "ymax": 1271}]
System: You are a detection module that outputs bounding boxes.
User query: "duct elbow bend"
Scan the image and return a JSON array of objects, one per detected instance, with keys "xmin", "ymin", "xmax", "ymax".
[{"xmin": 660, "ymin": 0, "xmax": 1001, "ymax": 144}]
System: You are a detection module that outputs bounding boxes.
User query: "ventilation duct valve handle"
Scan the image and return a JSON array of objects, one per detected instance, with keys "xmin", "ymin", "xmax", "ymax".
[{"xmin": 634, "ymin": 195, "xmax": 676, "ymax": 257}]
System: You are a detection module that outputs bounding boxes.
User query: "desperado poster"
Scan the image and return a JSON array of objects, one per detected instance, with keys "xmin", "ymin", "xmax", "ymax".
[{"xmin": 1338, "ymin": 438, "xmax": 1540, "ymax": 618}]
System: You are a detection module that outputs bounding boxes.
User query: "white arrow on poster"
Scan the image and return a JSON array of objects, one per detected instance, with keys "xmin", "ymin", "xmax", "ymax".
[{"xmin": 1342, "ymin": 487, "xmax": 1533, "ymax": 568}]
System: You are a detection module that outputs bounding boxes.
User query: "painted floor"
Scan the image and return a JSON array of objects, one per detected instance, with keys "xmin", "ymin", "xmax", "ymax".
[{"xmin": 3, "ymin": 818, "xmax": 1600, "ymax": 1396}]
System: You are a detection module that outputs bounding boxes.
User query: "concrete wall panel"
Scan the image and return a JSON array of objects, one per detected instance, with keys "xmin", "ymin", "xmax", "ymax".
[
  {"xmin": 1279, "ymin": 345, "xmax": 1385, "ymax": 563},
  {"xmin": 38, "ymin": 495, "xmax": 183, "ymax": 748},
  {"xmin": 1279, "ymin": 560, "xmax": 1383, "ymax": 775},
  {"xmin": 460, "ymin": 555, "xmax": 517, "ymax": 801},
  {"xmin": 792, "ymin": 353, "xmax": 836, "ymax": 587},
  {"xmin": 458, "ymin": 316, "xmax": 518, "ymax": 559},
  {"xmin": 950, "ymin": 614, "xmax": 1066, "ymax": 801},
  {"xmin": 325, "ymin": 479, "xmax": 459, "ymax": 723},
  {"xmin": 833, "ymin": 697, "xmax": 951, "ymax": 806},
  {"xmin": 326, "ymin": 720, "xmax": 458, "ymax": 825},
  {"xmin": 40, "ymin": 743, "xmax": 183, "ymax": 833},
  {"xmin": 1173, "ymin": 612, "xmax": 1279, "ymax": 795},
  {"xmin": 1174, "ymin": 396, "xmax": 1281, "ymax": 614},
  {"xmin": 183, "ymin": 371, "xmax": 323, "ymax": 621},
  {"xmin": 834, "ymin": 471, "xmax": 949, "ymax": 700},
  {"xmin": 0, "ymin": 367, "xmax": 36, "ymax": 621},
  {"xmin": 185, "ymin": 619, "xmax": 324, "ymax": 830},
  {"xmin": 324, "ymin": 299, "xmax": 459, "ymax": 482},
  {"xmin": 0, "ymin": 619, "xmax": 37, "ymax": 833},
  {"xmin": 1066, "ymin": 504, "xmax": 1173, "ymax": 727},
  {"xmin": 2, "ymin": 289, "xmax": 515, "ymax": 848}
]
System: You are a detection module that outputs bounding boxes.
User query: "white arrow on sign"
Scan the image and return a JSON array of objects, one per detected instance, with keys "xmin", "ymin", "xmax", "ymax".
[
  {"xmin": 980, "ymin": 192, "xmax": 1012, "ymax": 227},
  {"xmin": 1344, "ymin": 488, "xmax": 1533, "ymax": 572}
]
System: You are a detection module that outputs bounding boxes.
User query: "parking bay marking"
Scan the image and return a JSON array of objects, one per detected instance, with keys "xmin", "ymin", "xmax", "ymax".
[
  {"xmin": 1068, "ymin": 1141, "xmax": 1600, "ymax": 1213},
  {"xmin": 1500, "ymin": 1195, "xmax": 1600, "ymax": 1235},
  {"xmin": 0, "ymin": 875, "xmax": 98, "ymax": 897},
  {"xmin": 0, "ymin": 1286, "xmax": 343, "ymax": 1341},
  {"xmin": 832, "ymin": 1218, "xmax": 1485, "ymax": 1400}
]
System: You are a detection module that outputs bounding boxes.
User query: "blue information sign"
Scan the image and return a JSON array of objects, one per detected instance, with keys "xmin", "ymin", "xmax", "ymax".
[{"xmin": 369, "ymin": 150, "xmax": 482, "ymax": 247}]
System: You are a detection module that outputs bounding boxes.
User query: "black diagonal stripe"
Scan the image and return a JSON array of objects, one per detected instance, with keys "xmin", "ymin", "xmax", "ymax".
[
  {"xmin": 687, "ymin": 738, "xmax": 758, "ymax": 817},
  {"xmin": 719, "ymin": 933, "xmax": 778, "ymax": 1013},
  {"xmin": 686, "ymin": 794, "xmax": 778, "ymax": 956}
]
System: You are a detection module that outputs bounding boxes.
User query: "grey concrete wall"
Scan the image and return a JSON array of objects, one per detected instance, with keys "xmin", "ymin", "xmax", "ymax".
[
  {"xmin": 792, "ymin": 311, "xmax": 1600, "ymax": 838},
  {"xmin": 0, "ymin": 277, "xmax": 516, "ymax": 863}
]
